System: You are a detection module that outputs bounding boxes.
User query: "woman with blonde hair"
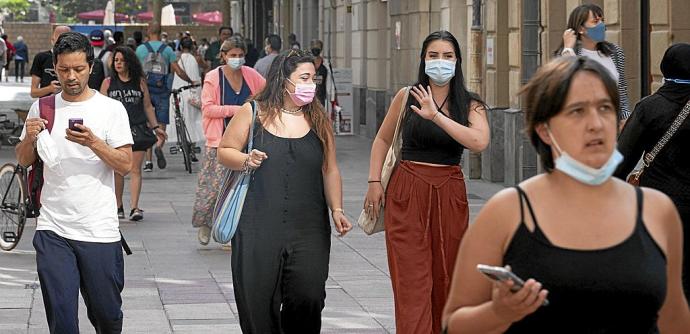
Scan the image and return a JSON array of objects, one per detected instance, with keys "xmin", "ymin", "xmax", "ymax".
[{"xmin": 192, "ymin": 36, "xmax": 266, "ymax": 245}]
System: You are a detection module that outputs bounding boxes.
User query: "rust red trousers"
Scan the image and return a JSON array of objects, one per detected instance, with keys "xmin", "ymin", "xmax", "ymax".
[{"xmin": 384, "ymin": 161, "xmax": 469, "ymax": 334}]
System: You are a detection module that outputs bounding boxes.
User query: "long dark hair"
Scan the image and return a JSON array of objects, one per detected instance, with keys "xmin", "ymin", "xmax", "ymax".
[
  {"xmin": 554, "ymin": 4, "xmax": 613, "ymax": 57},
  {"xmin": 110, "ymin": 46, "xmax": 144, "ymax": 85},
  {"xmin": 252, "ymin": 49, "xmax": 332, "ymax": 167},
  {"xmin": 406, "ymin": 30, "xmax": 482, "ymax": 128}
]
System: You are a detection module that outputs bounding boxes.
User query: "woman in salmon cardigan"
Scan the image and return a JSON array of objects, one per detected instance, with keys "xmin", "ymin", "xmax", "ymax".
[{"xmin": 192, "ymin": 36, "xmax": 267, "ymax": 245}]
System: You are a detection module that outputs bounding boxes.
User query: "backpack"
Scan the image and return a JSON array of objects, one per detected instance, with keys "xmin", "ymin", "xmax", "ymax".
[
  {"xmin": 26, "ymin": 96, "xmax": 56, "ymax": 218},
  {"xmin": 143, "ymin": 42, "xmax": 170, "ymax": 94}
]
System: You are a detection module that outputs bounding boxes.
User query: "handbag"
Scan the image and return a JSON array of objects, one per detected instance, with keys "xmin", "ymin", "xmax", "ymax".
[
  {"xmin": 130, "ymin": 123, "xmax": 157, "ymax": 151},
  {"xmin": 627, "ymin": 99, "xmax": 690, "ymax": 186},
  {"xmin": 357, "ymin": 87, "xmax": 410, "ymax": 235},
  {"xmin": 211, "ymin": 101, "xmax": 257, "ymax": 244}
]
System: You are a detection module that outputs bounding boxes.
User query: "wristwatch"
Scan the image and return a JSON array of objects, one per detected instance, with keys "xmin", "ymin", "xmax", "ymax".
[{"xmin": 151, "ymin": 125, "xmax": 161, "ymax": 130}]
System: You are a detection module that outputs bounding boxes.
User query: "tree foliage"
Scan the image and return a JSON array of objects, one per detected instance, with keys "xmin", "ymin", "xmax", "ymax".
[{"xmin": 0, "ymin": 0, "xmax": 32, "ymax": 21}]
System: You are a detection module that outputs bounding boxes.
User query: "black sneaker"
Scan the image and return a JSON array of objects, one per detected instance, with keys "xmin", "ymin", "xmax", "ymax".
[
  {"xmin": 143, "ymin": 161, "xmax": 153, "ymax": 172},
  {"xmin": 154, "ymin": 147, "xmax": 167, "ymax": 169},
  {"xmin": 117, "ymin": 207, "xmax": 125, "ymax": 219},
  {"xmin": 129, "ymin": 208, "xmax": 144, "ymax": 221},
  {"xmin": 191, "ymin": 152, "xmax": 199, "ymax": 163}
]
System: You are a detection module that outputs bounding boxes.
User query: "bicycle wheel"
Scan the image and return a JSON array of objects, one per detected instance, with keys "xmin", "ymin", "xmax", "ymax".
[
  {"xmin": 0, "ymin": 163, "xmax": 26, "ymax": 251},
  {"xmin": 176, "ymin": 116, "xmax": 192, "ymax": 173}
]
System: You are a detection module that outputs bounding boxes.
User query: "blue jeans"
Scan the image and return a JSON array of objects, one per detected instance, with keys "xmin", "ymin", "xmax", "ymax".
[
  {"xmin": 33, "ymin": 230, "xmax": 124, "ymax": 334},
  {"xmin": 150, "ymin": 92, "xmax": 171, "ymax": 124}
]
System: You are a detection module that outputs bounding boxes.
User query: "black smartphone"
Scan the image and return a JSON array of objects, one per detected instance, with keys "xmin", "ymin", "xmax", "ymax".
[{"xmin": 69, "ymin": 118, "xmax": 83, "ymax": 132}]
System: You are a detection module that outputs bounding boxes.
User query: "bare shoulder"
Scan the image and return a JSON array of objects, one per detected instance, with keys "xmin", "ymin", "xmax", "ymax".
[
  {"xmin": 469, "ymin": 100, "xmax": 487, "ymax": 113},
  {"xmin": 469, "ymin": 186, "xmax": 523, "ymax": 249},
  {"xmin": 640, "ymin": 186, "xmax": 682, "ymax": 255}
]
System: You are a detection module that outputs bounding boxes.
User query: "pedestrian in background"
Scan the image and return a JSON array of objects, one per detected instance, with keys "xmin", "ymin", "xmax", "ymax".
[
  {"xmin": 253, "ymin": 34, "xmax": 281, "ymax": 78},
  {"xmin": 168, "ymin": 37, "xmax": 204, "ymax": 151},
  {"xmin": 615, "ymin": 43, "xmax": 690, "ymax": 303},
  {"xmin": 133, "ymin": 30, "xmax": 144, "ymax": 48},
  {"xmin": 288, "ymin": 33, "xmax": 301, "ymax": 50},
  {"xmin": 0, "ymin": 35, "xmax": 7, "ymax": 82},
  {"xmin": 556, "ymin": 3, "xmax": 631, "ymax": 122},
  {"xmin": 101, "ymin": 46, "xmax": 166, "ymax": 221},
  {"xmin": 136, "ymin": 21, "xmax": 193, "ymax": 172},
  {"xmin": 205, "ymin": 26, "xmax": 233, "ymax": 70},
  {"xmin": 364, "ymin": 30, "xmax": 489, "ymax": 334},
  {"xmin": 13, "ymin": 35, "xmax": 28, "ymax": 82},
  {"xmin": 218, "ymin": 48, "xmax": 352, "ymax": 333},
  {"xmin": 442, "ymin": 56, "xmax": 690, "ymax": 333},
  {"xmin": 17, "ymin": 31, "xmax": 134, "ymax": 334},
  {"xmin": 29, "ymin": 25, "xmax": 71, "ymax": 98},
  {"xmin": 1, "ymin": 34, "xmax": 14, "ymax": 82},
  {"xmin": 310, "ymin": 39, "xmax": 328, "ymax": 106},
  {"xmin": 193, "ymin": 37, "xmax": 266, "ymax": 245},
  {"xmin": 244, "ymin": 37, "xmax": 259, "ymax": 68}
]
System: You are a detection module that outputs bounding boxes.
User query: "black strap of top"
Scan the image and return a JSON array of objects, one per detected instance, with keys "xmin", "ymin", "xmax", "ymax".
[
  {"xmin": 514, "ymin": 186, "xmax": 551, "ymax": 244},
  {"xmin": 635, "ymin": 187, "xmax": 643, "ymax": 224}
]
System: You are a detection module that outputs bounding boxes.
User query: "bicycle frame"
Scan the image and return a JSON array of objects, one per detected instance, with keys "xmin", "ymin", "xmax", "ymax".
[{"xmin": 1, "ymin": 165, "xmax": 24, "ymax": 214}]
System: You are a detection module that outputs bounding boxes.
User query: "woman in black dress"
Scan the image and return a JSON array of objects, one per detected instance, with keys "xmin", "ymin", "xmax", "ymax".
[{"xmin": 217, "ymin": 49, "xmax": 352, "ymax": 334}]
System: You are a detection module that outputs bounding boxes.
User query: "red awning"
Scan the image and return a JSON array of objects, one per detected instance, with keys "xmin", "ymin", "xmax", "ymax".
[
  {"xmin": 136, "ymin": 11, "xmax": 181, "ymax": 22},
  {"xmin": 77, "ymin": 9, "xmax": 129, "ymax": 23},
  {"xmin": 192, "ymin": 11, "xmax": 222, "ymax": 25}
]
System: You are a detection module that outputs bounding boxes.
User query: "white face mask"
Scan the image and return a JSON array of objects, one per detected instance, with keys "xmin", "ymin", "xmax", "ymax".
[
  {"xmin": 227, "ymin": 57, "xmax": 245, "ymax": 70},
  {"xmin": 36, "ymin": 131, "xmax": 63, "ymax": 174},
  {"xmin": 546, "ymin": 126, "xmax": 622, "ymax": 186}
]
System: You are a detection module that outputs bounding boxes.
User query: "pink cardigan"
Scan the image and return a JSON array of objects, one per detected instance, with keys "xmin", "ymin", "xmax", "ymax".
[{"xmin": 201, "ymin": 65, "xmax": 266, "ymax": 148}]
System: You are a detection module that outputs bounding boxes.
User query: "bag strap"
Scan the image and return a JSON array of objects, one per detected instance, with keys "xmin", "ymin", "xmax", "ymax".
[
  {"xmin": 219, "ymin": 67, "xmax": 224, "ymax": 106},
  {"xmin": 143, "ymin": 42, "xmax": 154, "ymax": 54},
  {"xmin": 391, "ymin": 86, "xmax": 411, "ymax": 142},
  {"xmin": 248, "ymin": 101, "xmax": 256, "ymax": 152},
  {"xmin": 38, "ymin": 95, "xmax": 56, "ymax": 133},
  {"xmin": 642, "ymin": 99, "xmax": 690, "ymax": 167}
]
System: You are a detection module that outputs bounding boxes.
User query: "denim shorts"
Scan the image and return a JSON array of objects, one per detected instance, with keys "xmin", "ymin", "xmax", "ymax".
[{"xmin": 150, "ymin": 92, "xmax": 170, "ymax": 124}]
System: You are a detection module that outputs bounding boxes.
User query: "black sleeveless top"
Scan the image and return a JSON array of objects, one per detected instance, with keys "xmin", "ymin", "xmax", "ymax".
[
  {"xmin": 400, "ymin": 100, "xmax": 465, "ymax": 166},
  {"xmin": 107, "ymin": 75, "xmax": 147, "ymax": 125},
  {"xmin": 237, "ymin": 120, "xmax": 330, "ymax": 234},
  {"xmin": 504, "ymin": 187, "xmax": 666, "ymax": 333}
]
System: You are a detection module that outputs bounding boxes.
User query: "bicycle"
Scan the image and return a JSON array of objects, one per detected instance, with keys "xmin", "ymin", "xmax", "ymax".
[
  {"xmin": 170, "ymin": 83, "xmax": 202, "ymax": 174},
  {"xmin": 0, "ymin": 137, "xmax": 29, "ymax": 251}
]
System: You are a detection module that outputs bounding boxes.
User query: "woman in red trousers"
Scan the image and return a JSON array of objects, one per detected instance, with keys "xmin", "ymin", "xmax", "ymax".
[{"xmin": 364, "ymin": 30, "xmax": 490, "ymax": 334}]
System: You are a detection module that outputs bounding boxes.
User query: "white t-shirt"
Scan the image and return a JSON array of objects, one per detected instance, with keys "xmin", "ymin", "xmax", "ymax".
[
  {"xmin": 580, "ymin": 48, "xmax": 619, "ymax": 82},
  {"xmin": 21, "ymin": 90, "xmax": 133, "ymax": 242}
]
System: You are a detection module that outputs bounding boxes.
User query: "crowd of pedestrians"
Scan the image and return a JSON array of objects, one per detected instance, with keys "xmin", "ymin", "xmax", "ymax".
[{"xmin": 6, "ymin": 2, "xmax": 690, "ymax": 333}]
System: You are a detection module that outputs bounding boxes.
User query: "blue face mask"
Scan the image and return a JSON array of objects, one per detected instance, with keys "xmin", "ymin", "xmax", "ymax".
[
  {"xmin": 547, "ymin": 127, "xmax": 622, "ymax": 186},
  {"xmin": 665, "ymin": 78, "xmax": 690, "ymax": 84},
  {"xmin": 425, "ymin": 59, "xmax": 456, "ymax": 86},
  {"xmin": 227, "ymin": 57, "xmax": 245, "ymax": 70},
  {"xmin": 586, "ymin": 22, "xmax": 606, "ymax": 43}
]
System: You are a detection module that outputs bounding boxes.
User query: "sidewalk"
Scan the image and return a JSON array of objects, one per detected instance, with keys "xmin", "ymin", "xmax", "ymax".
[{"xmin": 0, "ymin": 82, "xmax": 504, "ymax": 333}]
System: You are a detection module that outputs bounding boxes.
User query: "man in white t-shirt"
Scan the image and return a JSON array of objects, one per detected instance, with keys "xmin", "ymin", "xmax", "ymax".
[{"xmin": 16, "ymin": 32, "xmax": 133, "ymax": 334}]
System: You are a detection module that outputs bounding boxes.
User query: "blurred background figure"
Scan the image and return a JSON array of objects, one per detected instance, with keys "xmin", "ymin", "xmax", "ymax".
[{"xmin": 13, "ymin": 35, "xmax": 28, "ymax": 82}]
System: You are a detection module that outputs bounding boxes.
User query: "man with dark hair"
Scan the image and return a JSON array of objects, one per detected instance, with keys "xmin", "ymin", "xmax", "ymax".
[
  {"xmin": 29, "ymin": 25, "xmax": 70, "ymax": 98},
  {"xmin": 253, "ymin": 34, "xmax": 281, "ymax": 78},
  {"xmin": 205, "ymin": 26, "xmax": 233, "ymax": 70},
  {"xmin": 132, "ymin": 30, "xmax": 143, "ymax": 47},
  {"xmin": 136, "ymin": 21, "xmax": 193, "ymax": 171},
  {"xmin": 310, "ymin": 39, "xmax": 329, "ymax": 106},
  {"xmin": 16, "ymin": 31, "xmax": 133, "ymax": 334}
]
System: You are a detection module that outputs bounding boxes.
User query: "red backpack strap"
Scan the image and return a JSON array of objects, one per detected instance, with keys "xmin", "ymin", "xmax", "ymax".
[{"xmin": 38, "ymin": 95, "xmax": 56, "ymax": 133}]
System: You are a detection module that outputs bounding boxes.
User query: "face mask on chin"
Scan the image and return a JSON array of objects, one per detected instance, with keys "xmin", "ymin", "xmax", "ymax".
[{"xmin": 546, "ymin": 125, "xmax": 622, "ymax": 186}]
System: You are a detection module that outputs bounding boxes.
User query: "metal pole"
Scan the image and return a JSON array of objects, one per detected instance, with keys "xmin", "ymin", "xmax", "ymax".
[
  {"xmin": 640, "ymin": 0, "xmax": 650, "ymax": 96},
  {"xmin": 468, "ymin": 0, "xmax": 483, "ymax": 179}
]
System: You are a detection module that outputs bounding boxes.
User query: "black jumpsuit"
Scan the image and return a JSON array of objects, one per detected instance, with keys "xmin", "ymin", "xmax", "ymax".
[{"xmin": 231, "ymin": 121, "xmax": 331, "ymax": 334}]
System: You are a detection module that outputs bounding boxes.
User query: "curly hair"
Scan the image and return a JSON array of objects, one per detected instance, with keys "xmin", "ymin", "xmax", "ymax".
[{"xmin": 110, "ymin": 46, "xmax": 144, "ymax": 85}]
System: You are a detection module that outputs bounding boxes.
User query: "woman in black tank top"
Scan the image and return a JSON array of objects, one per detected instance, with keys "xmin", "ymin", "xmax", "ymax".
[
  {"xmin": 443, "ymin": 57, "xmax": 690, "ymax": 333},
  {"xmin": 100, "ymin": 46, "xmax": 166, "ymax": 221}
]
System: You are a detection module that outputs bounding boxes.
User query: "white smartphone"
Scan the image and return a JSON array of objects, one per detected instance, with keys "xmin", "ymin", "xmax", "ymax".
[{"xmin": 477, "ymin": 264, "xmax": 549, "ymax": 306}]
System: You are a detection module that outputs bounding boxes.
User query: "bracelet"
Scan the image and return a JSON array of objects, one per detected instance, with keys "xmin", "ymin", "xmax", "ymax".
[
  {"xmin": 332, "ymin": 208, "xmax": 344, "ymax": 215},
  {"xmin": 242, "ymin": 155, "xmax": 251, "ymax": 174},
  {"xmin": 151, "ymin": 125, "xmax": 161, "ymax": 130},
  {"xmin": 431, "ymin": 111, "xmax": 441, "ymax": 122},
  {"xmin": 367, "ymin": 180, "xmax": 381, "ymax": 183}
]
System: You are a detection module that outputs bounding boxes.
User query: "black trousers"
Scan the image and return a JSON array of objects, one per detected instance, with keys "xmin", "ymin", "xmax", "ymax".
[
  {"xmin": 14, "ymin": 60, "xmax": 25, "ymax": 80},
  {"xmin": 33, "ymin": 230, "xmax": 124, "ymax": 334},
  {"xmin": 231, "ymin": 229, "xmax": 331, "ymax": 334}
]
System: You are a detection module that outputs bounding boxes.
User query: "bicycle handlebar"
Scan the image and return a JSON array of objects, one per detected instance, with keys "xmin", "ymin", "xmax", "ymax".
[{"xmin": 171, "ymin": 83, "xmax": 201, "ymax": 94}]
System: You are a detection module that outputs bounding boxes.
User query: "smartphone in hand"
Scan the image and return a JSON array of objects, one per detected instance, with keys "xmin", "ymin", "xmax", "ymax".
[
  {"xmin": 477, "ymin": 264, "xmax": 549, "ymax": 306},
  {"xmin": 69, "ymin": 118, "xmax": 83, "ymax": 132}
]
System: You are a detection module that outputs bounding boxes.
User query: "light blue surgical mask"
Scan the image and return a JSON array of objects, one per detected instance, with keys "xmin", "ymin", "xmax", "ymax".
[
  {"xmin": 425, "ymin": 59, "xmax": 456, "ymax": 86},
  {"xmin": 664, "ymin": 78, "xmax": 690, "ymax": 84},
  {"xmin": 227, "ymin": 57, "xmax": 245, "ymax": 70},
  {"xmin": 547, "ymin": 126, "xmax": 622, "ymax": 186},
  {"xmin": 586, "ymin": 22, "xmax": 606, "ymax": 43}
]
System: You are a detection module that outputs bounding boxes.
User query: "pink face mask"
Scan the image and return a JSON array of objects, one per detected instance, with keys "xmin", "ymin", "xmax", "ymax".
[{"xmin": 286, "ymin": 79, "xmax": 316, "ymax": 106}]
